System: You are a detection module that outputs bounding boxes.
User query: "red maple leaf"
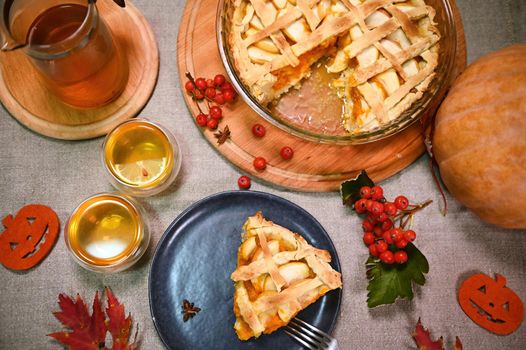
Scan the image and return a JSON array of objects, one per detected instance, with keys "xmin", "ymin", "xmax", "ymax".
[
  {"xmin": 413, "ymin": 319, "xmax": 462, "ymax": 350},
  {"xmin": 48, "ymin": 288, "xmax": 138, "ymax": 350}
]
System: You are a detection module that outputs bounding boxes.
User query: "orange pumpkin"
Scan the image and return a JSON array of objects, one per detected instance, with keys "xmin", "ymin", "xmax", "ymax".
[{"xmin": 434, "ymin": 44, "xmax": 526, "ymax": 229}]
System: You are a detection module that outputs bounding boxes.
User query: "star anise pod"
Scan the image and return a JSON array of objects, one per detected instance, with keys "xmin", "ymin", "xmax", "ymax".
[
  {"xmin": 214, "ymin": 125, "xmax": 231, "ymax": 145},
  {"xmin": 181, "ymin": 299, "xmax": 201, "ymax": 322}
]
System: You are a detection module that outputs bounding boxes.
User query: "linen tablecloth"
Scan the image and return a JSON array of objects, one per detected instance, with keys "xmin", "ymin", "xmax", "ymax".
[{"xmin": 1, "ymin": 0, "xmax": 525, "ymax": 348}]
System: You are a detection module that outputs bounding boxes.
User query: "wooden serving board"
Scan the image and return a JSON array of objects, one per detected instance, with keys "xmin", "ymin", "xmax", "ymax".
[
  {"xmin": 0, "ymin": 0, "xmax": 159, "ymax": 140},
  {"xmin": 178, "ymin": 0, "xmax": 467, "ymax": 192}
]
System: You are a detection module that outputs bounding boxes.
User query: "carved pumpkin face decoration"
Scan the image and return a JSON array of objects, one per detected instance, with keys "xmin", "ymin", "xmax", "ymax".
[
  {"xmin": 458, "ymin": 273, "xmax": 524, "ymax": 335},
  {"xmin": 0, "ymin": 204, "xmax": 59, "ymax": 270}
]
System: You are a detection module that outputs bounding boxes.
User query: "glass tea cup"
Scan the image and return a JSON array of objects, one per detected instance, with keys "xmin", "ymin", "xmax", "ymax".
[
  {"xmin": 64, "ymin": 192, "xmax": 150, "ymax": 273},
  {"xmin": 0, "ymin": 0, "xmax": 128, "ymax": 108},
  {"xmin": 102, "ymin": 118, "xmax": 182, "ymax": 197}
]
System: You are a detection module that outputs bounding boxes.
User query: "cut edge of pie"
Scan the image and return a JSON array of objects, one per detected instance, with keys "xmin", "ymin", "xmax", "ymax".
[
  {"xmin": 231, "ymin": 212, "xmax": 342, "ymax": 340},
  {"xmin": 226, "ymin": 0, "xmax": 441, "ymax": 134}
]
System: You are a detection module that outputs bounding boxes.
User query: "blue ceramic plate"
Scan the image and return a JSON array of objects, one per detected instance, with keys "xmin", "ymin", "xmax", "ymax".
[{"xmin": 148, "ymin": 191, "xmax": 342, "ymax": 350}]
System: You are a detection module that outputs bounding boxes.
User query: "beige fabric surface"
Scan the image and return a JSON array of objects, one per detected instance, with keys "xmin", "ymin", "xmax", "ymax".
[{"xmin": 0, "ymin": 0, "xmax": 525, "ymax": 349}]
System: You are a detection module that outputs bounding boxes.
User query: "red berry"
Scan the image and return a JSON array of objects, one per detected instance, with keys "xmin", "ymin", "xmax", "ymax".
[
  {"xmin": 365, "ymin": 213, "xmax": 377, "ymax": 225},
  {"xmin": 363, "ymin": 232, "xmax": 375, "ymax": 246},
  {"xmin": 354, "ymin": 199, "xmax": 367, "ymax": 214},
  {"xmin": 252, "ymin": 124, "xmax": 266, "ymax": 138},
  {"xmin": 394, "ymin": 250, "xmax": 408, "ymax": 264},
  {"xmin": 373, "ymin": 226, "xmax": 383, "ymax": 237},
  {"xmin": 375, "ymin": 212, "xmax": 388, "ymax": 223},
  {"xmin": 280, "ymin": 146, "xmax": 294, "ymax": 160},
  {"xmin": 395, "ymin": 239, "xmax": 408, "ymax": 249},
  {"xmin": 209, "ymin": 105, "xmax": 222, "ymax": 119},
  {"xmin": 253, "ymin": 156, "xmax": 267, "ymax": 171},
  {"xmin": 404, "ymin": 230, "xmax": 416, "ymax": 242},
  {"xmin": 394, "ymin": 195, "xmax": 409, "ymax": 210},
  {"xmin": 382, "ymin": 230, "xmax": 393, "ymax": 244},
  {"xmin": 375, "ymin": 240, "xmax": 388, "ymax": 253},
  {"xmin": 223, "ymin": 89, "xmax": 235, "ymax": 102},
  {"xmin": 196, "ymin": 113, "xmax": 208, "ymax": 127},
  {"xmin": 359, "ymin": 186, "xmax": 371, "ymax": 199},
  {"xmin": 214, "ymin": 74, "xmax": 226, "ymax": 87},
  {"xmin": 369, "ymin": 244, "xmax": 379, "ymax": 257},
  {"xmin": 206, "ymin": 118, "xmax": 218, "ymax": 130},
  {"xmin": 206, "ymin": 78, "xmax": 215, "ymax": 88},
  {"xmin": 370, "ymin": 186, "xmax": 384, "ymax": 200},
  {"xmin": 214, "ymin": 93, "xmax": 226, "ymax": 105},
  {"xmin": 193, "ymin": 89, "xmax": 204, "ymax": 100},
  {"xmin": 370, "ymin": 201, "xmax": 384, "ymax": 215},
  {"xmin": 205, "ymin": 87, "xmax": 216, "ymax": 99},
  {"xmin": 390, "ymin": 228, "xmax": 403, "ymax": 242},
  {"xmin": 381, "ymin": 219, "xmax": 393, "ymax": 231},
  {"xmin": 185, "ymin": 81, "xmax": 195, "ymax": 92},
  {"xmin": 384, "ymin": 202, "xmax": 397, "ymax": 216},
  {"xmin": 380, "ymin": 250, "xmax": 395, "ymax": 264},
  {"xmin": 362, "ymin": 219, "xmax": 374, "ymax": 232},
  {"xmin": 237, "ymin": 175, "xmax": 251, "ymax": 189},
  {"xmin": 365, "ymin": 200, "xmax": 374, "ymax": 212},
  {"xmin": 195, "ymin": 77, "xmax": 207, "ymax": 90},
  {"xmin": 222, "ymin": 81, "xmax": 233, "ymax": 91}
]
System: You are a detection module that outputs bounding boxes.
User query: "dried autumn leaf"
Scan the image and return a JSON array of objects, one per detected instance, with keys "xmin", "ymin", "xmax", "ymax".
[
  {"xmin": 48, "ymin": 293, "xmax": 102, "ymax": 350},
  {"xmin": 413, "ymin": 319, "xmax": 463, "ymax": 350},
  {"xmin": 105, "ymin": 287, "xmax": 137, "ymax": 350},
  {"xmin": 48, "ymin": 288, "xmax": 138, "ymax": 350}
]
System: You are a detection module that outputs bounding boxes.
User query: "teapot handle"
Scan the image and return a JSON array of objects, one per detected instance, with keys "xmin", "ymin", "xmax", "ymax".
[{"xmin": 0, "ymin": 0, "xmax": 26, "ymax": 51}]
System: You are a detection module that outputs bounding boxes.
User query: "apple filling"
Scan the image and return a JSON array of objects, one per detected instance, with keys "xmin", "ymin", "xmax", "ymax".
[{"xmin": 231, "ymin": 212, "xmax": 342, "ymax": 340}]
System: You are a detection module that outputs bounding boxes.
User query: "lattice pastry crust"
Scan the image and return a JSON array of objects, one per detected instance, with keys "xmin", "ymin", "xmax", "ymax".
[
  {"xmin": 227, "ymin": 0, "xmax": 440, "ymax": 133},
  {"xmin": 231, "ymin": 212, "xmax": 342, "ymax": 340}
]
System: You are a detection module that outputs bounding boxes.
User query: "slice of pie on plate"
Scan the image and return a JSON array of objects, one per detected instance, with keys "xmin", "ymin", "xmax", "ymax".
[{"xmin": 231, "ymin": 212, "xmax": 342, "ymax": 340}]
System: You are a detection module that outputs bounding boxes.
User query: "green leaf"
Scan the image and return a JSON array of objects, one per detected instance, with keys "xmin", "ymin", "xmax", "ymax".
[
  {"xmin": 340, "ymin": 170, "xmax": 375, "ymax": 206},
  {"xmin": 366, "ymin": 243, "xmax": 429, "ymax": 308}
]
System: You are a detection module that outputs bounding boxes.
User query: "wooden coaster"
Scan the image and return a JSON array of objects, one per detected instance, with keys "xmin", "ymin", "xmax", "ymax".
[
  {"xmin": 0, "ymin": 0, "xmax": 159, "ymax": 140},
  {"xmin": 177, "ymin": 0, "xmax": 467, "ymax": 192}
]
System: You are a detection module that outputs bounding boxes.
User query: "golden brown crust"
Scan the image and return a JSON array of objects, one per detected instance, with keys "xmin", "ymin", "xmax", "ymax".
[
  {"xmin": 231, "ymin": 212, "xmax": 342, "ymax": 340},
  {"xmin": 226, "ymin": 0, "xmax": 440, "ymax": 133}
]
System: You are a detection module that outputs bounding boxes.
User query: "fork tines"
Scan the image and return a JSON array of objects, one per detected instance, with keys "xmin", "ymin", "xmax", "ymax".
[{"xmin": 285, "ymin": 318, "xmax": 333, "ymax": 350}]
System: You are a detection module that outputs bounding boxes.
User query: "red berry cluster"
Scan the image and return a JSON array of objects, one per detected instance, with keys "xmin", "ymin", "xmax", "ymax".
[
  {"xmin": 355, "ymin": 185, "xmax": 417, "ymax": 265},
  {"xmin": 184, "ymin": 73, "xmax": 237, "ymax": 130}
]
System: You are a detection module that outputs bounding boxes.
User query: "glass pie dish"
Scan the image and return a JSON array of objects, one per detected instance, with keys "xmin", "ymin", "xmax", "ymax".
[{"xmin": 217, "ymin": 0, "xmax": 457, "ymax": 144}]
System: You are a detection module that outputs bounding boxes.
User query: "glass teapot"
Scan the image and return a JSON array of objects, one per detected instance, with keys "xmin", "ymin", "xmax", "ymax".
[{"xmin": 0, "ymin": 0, "xmax": 128, "ymax": 108}]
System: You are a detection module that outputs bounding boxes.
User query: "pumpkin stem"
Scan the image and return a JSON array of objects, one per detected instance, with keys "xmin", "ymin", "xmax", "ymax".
[{"xmin": 428, "ymin": 156, "xmax": 448, "ymax": 216}]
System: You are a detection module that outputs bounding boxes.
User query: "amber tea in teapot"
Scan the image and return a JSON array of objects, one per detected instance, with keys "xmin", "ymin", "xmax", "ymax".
[{"xmin": 3, "ymin": 0, "xmax": 128, "ymax": 108}]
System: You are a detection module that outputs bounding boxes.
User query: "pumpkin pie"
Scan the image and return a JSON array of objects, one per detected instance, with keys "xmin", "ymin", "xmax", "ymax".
[
  {"xmin": 231, "ymin": 212, "xmax": 342, "ymax": 340},
  {"xmin": 226, "ymin": 0, "xmax": 440, "ymax": 133}
]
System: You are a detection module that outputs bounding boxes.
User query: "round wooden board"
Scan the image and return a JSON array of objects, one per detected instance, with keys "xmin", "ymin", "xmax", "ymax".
[
  {"xmin": 178, "ymin": 0, "xmax": 467, "ymax": 192},
  {"xmin": 0, "ymin": 0, "xmax": 159, "ymax": 140}
]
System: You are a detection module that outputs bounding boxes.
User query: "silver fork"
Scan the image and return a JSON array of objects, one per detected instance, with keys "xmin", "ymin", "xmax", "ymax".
[{"xmin": 285, "ymin": 317, "xmax": 339, "ymax": 350}]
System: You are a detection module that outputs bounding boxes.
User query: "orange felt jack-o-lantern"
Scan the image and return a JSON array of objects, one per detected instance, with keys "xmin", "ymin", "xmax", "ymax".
[
  {"xmin": 458, "ymin": 273, "xmax": 524, "ymax": 335},
  {"xmin": 0, "ymin": 204, "xmax": 59, "ymax": 270}
]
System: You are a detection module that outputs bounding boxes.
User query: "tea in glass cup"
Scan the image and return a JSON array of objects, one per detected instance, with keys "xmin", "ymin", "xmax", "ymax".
[
  {"xmin": 3, "ymin": 0, "xmax": 128, "ymax": 108},
  {"xmin": 65, "ymin": 193, "xmax": 149, "ymax": 273},
  {"xmin": 102, "ymin": 119, "xmax": 182, "ymax": 196}
]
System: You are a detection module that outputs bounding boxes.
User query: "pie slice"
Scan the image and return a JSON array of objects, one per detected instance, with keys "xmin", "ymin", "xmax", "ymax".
[
  {"xmin": 226, "ymin": 0, "xmax": 440, "ymax": 133},
  {"xmin": 231, "ymin": 212, "xmax": 342, "ymax": 340}
]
